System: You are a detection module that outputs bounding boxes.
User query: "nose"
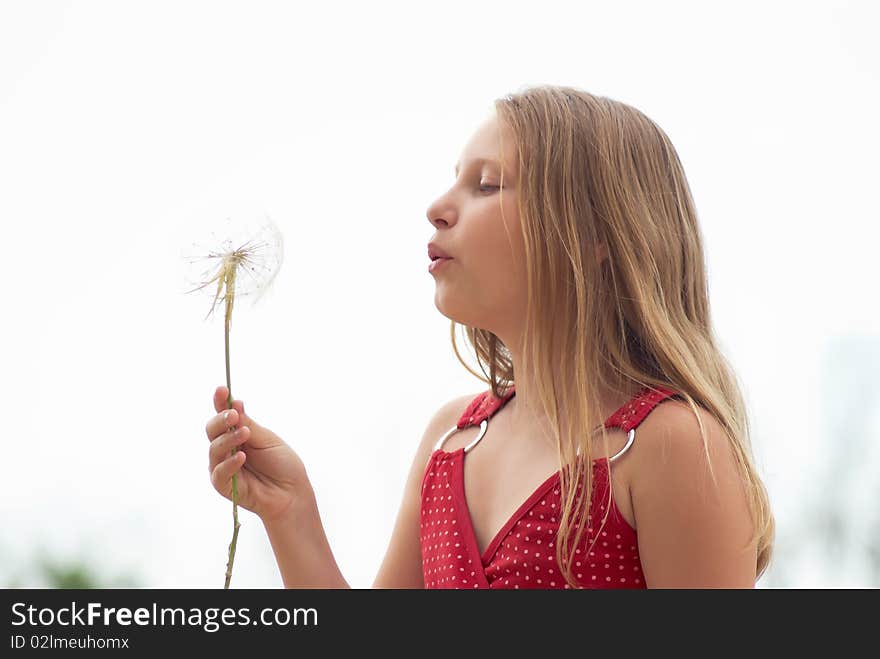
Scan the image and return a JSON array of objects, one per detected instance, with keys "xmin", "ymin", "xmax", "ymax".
[{"xmin": 426, "ymin": 196, "xmax": 457, "ymax": 230}]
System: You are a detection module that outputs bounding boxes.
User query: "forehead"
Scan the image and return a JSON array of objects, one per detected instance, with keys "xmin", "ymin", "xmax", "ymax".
[{"xmin": 454, "ymin": 115, "xmax": 516, "ymax": 176}]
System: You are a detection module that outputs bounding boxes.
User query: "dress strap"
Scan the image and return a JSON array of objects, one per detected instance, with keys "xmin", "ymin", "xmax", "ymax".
[
  {"xmin": 432, "ymin": 387, "xmax": 516, "ymax": 454},
  {"xmin": 456, "ymin": 387, "xmax": 517, "ymax": 429},
  {"xmin": 604, "ymin": 385, "xmax": 680, "ymax": 432},
  {"xmin": 594, "ymin": 385, "xmax": 681, "ymax": 462}
]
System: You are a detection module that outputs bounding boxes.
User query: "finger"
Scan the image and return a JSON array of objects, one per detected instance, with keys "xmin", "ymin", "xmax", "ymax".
[
  {"xmin": 205, "ymin": 407, "xmax": 238, "ymax": 441},
  {"xmin": 229, "ymin": 399, "xmax": 258, "ymax": 431},
  {"xmin": 211, "ymin": 450, "xmax": 247, "ymax": 496},
  {"xmin": 208, "ymin": 426, "xmax": 250, "ymax": 470},
  {"xmin": 214, "ymin": 386, "xmax": 230, "ymax": 413}
]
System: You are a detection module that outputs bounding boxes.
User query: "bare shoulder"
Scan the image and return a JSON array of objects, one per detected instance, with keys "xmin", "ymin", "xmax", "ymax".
[
  {"xmin": 631, "ymin": 398, "xmax": 734, "ymax": 467},
  {"xmin": 434, "ymin": 391, "xmax": 483, "ymax": 426},
  {"xmin": 400, "ymin": 390, "xmax": 484, "ymax": 496},
  {"xmin": 413, "ymin": 391, "xmax": 483, "ymax": 460},
  {"xmin": 629, "ymin": 397, "xmax": 743, "ymax": 500},
  {"xmin": 627, "ymin": 397, "xmax": 757, "ymax": 587},
  {"xmin": 371, "ymin": 390, "xmax": 483, "ymax": 588}
]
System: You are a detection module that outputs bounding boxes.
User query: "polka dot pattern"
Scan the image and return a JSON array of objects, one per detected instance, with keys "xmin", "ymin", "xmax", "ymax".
[{"xmin": 420, "ymin": 384, "xmax": 678, "ymax": 590}]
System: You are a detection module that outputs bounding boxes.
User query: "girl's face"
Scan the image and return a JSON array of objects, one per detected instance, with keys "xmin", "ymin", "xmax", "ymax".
[{"xmin": 425, "ymin": 114, "xmax": 526, "ymax": 341}]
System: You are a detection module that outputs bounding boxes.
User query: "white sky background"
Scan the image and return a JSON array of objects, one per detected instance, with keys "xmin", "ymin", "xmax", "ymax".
[{"xmin": 1, "ymin": 0, "xmax": 877, "ymax": 588}]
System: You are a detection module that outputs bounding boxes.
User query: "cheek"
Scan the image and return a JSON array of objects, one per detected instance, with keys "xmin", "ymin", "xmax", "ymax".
[
  {"xmin": 496, "ymin": 216, "xmax": 528, "ymax": 285},
  {"xmin": 435, "ymin": 204, "xmax": 528, "ymax": 318},
  {"xmin": 473, "ymin": 231, "xmax": 527, "ymax": 301},
  {"xmin": 479, "ymin": 202, "xmax": 525, "ymax": 263}
]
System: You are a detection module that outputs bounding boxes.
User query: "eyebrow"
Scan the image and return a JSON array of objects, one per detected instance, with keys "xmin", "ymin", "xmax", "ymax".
[{"xmin": 454, "ymin": 157, "xmax": 502, "ymax": 177}]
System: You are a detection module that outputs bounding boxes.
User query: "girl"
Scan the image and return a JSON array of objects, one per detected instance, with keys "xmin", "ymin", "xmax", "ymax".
[{"xmin": 205, "ymin": 85, "xmax": 775, "ymax": 589}]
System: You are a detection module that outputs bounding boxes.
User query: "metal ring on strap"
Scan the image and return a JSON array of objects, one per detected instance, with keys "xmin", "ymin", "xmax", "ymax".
[
  {"xmin": 433, "ymin": 419, "xmax": 489, "ymax": 454},
  {"xmin": 576, "ymin": 428, "xmax": 636, "ymax": 462},
  {"xmin": 609, "ymin": 428, "xmax": 636, "ymax": 462}
]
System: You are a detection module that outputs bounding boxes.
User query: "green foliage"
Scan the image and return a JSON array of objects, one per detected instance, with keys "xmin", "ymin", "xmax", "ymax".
[{"xmin": 4, "ymin": 549, "xmax": 142, "ymax": 589}]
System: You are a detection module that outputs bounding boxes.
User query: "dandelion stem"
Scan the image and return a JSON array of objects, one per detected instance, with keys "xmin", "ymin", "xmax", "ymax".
[
  {"xmin": 185, "ymin": 221, "xmax": 282, "ymax": 590},
  {"xmin": 223, "ymin": 266, "xmax": 240, "ymax": 590}
]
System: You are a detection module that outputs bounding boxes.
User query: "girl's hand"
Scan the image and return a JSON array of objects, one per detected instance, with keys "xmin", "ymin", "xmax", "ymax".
[{"xmin": 205, "ymin": 386, "xmax": 311, "ymax": 525}]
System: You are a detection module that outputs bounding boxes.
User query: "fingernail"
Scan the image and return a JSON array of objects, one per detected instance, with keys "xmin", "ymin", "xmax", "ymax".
[{"xmin": 224, "ymin": 410, "xmax": 232, "ymax": 423}]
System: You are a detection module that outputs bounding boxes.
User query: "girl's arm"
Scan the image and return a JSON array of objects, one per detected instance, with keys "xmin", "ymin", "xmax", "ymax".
[
  {"xmin": 372, "ymin": 393, "xmax": 477, "ymax": 589},
  {"xmin": 261, "ymin": 485, "xmax": 351, "ymax": 588},
  {"xmin": 629, "ymin": 401, "xmax": 758, "ymax": 588},
  {"xmin": 261, "ymin": 393, "xmax": 473, "ymax": 589}
]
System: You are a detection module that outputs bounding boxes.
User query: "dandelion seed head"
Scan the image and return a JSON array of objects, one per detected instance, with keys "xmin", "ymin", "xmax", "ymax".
[{"xmin": 180, "ymin": 205, "xmax": 284, "ymax": 320}]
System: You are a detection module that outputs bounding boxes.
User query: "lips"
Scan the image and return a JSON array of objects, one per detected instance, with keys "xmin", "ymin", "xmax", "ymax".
[
  {"xmin": 428, "ymin": 256, "xmax": 452, "ymax": 274},
  {"xmin": 428, "ymin": 243, "xmax": 453, "ymax": 261}
]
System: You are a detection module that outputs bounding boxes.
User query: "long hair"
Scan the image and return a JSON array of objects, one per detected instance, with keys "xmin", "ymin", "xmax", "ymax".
[{"xmin": 450, "ymin": 85, "xmax": 774, "ymax": 586}]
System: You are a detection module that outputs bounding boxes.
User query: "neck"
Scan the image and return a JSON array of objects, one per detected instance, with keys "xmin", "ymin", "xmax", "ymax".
[{"xmin": 502, "ymin": 344, "xmax": 636, "ymax": 439}]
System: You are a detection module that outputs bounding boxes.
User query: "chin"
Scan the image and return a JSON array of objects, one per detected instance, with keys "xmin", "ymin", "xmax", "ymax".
[
  {"xmin": 433, "ymin": 290, "xmax": 466, "ymax": 325},
  {"xmin": 433, "ymin": 292, "xmax": 489, "ymax": 330}
]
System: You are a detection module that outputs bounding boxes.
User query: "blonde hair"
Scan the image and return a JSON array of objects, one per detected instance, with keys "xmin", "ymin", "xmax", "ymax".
[{"xmin": 450, "ymin": 85, "xmax": 774, "ymax": 587}]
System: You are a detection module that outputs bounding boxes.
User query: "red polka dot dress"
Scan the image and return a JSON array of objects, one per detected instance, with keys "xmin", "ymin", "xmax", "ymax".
[{"xmin": 419, "ymin": 384, "xmax": 680, "ymax": 589}]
